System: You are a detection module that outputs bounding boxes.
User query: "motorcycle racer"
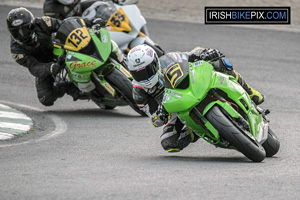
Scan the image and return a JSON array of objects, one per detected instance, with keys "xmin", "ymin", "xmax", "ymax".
[
  {"xmin": 127, "ymin": 44, "xmax": 265, "ymax": 152},
  {"xmin": 7, "ymin": 7, "xmax": 109, "ymax": 106},
  {"xmin": 43, "ymin": 0, "xmax": 128, "ymax": 20},
  {"xmin": 43, "ymin": 0, "xmax": 165, "ymax": 57}
]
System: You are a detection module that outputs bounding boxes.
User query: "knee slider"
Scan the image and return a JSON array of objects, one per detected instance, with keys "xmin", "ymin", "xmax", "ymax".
[
  {"xmin": 38, "ymin": 91, "xmax": 58, "ymax": 106},
  {"xmin": 39, "ymin": 97, "xmax": 55, "ymax": 106}
]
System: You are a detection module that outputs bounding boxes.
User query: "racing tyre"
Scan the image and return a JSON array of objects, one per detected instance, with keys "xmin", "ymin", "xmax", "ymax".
[
  {"xmin": 206, "ymin": 106, "xmax": 266, "ymax": 162},
  {"xmin": 262, "ymin": 127, "xmax": 280, "ymax": 157},
  {"xmin": 95, "ymin": 102, "xmax": 116, "ymax": 110},
  {"xmin": 106, "ymin": 68, "xmax": 146, "ymax": 116}
]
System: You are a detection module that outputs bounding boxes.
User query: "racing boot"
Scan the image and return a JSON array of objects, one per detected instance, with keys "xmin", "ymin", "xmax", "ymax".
[
  {"xmin": 55, "ymin": 81, "xmax": 82, "ymax": 101},
  {"xmin": 53, "ymin": 81, "xmax": 68, "ymax": 98},
  {"xmin": 230, "ymin": 70, "xmax": 265, "ymax": 105},
  {"xmin": 161, "ymin": 127, "xmax": 199, "ymax": 153},
  {"xmin": 66, "ymin": 82, "xmax": 80, "ymax": 101}
]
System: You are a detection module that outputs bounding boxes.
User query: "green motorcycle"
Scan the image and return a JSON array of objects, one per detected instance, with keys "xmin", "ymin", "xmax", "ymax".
[
  {"xmin": 160, "ymin": 53, "xmax": 280, "ymax": 162},
  {"xmin": 53, "ymin": 18, "xmax": 145, "ymax": 116}
]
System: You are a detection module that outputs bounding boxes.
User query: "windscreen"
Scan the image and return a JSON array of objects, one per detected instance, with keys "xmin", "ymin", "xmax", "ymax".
[
  {"xmin": 55, "ymin": 18, "xmax": 91, "ymax": 51},
  {"xmin": 95, "ymin": 2, "xmax": 117, "ymax": 20},
  {"xmin": 159, "ymin": 52, "xmax": 190, "ymax": 89}
]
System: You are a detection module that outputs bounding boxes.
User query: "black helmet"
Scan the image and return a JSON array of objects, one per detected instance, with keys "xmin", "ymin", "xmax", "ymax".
[
  {"xmin": 7, "ymin": 7, "xmax": 34, "ymax": 44},
  {"xmin": 43, "ymin": 0, "xmax": 81, "ymax": 20}
]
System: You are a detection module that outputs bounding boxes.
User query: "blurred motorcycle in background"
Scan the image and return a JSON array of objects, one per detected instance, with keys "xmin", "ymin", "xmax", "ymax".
[{"xmin": 81, "ymin": 0, "xmax": 165, "ymax": 56}]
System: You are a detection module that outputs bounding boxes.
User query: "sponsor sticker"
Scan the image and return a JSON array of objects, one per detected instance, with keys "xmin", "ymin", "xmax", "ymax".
[
  {"xmin": 11, "ymin": 53, "xmax": 24, "ymax": 60},
  {"xmin": 69, "ymin": 60, "xmax": 97, "ymax": 71},
  {"xmin": 42, "ymin": 16, "xmax": 52, "ymax": 27},
  {"xmin": 12, "ymin": 19, "xmax": 23, "ymax": 26},
  {"xmin": 102, "ymin": 35, "xmax": 108, "ymax": 43},
  {"xmin": 194, "ymin": 61, "xmax": 203, "ymax": 66}
]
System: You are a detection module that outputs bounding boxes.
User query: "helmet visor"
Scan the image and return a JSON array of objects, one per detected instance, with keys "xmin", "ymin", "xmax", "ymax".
[
  {"xmin": 130, "ymin": 58, "xmax": 159, "ymax": 82},
  {"xmin": 9, "ymin": 23, "xmax": 32, "ymax": 43},
  {"xmin": 57, "ymin": 0, "xmax": 75, "ymax": 5}
]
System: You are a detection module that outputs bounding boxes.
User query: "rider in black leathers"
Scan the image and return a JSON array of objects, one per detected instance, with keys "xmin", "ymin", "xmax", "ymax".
[
  {"xmin": 127, "ymin": 44, "xmax": 265, "ymax": 152},
  {"xmin": 43, "ymin": 0, "xmax": 125, "ymax": 20},
  {"xmin": 7, "ymin": 7, "xmax": 107, "ymax": 106}
]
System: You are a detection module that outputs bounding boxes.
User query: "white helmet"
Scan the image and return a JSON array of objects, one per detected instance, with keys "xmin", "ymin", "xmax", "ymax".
[{"xmin": 127, "ymin": 44, "xmax": 160, "ymax": 89}]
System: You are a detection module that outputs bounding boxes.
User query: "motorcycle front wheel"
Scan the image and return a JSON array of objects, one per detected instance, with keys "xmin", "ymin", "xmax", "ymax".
[
  {"xmin": 106, "ymin": 68, "xmax": 146, "ymax": 116},
  {"xmin": 206, "ymin": 105, "xmax": 266, "ymax": 162},
  {"xmin": 262, "ymin": 127, "xmax": 280, "ymax": 157}
]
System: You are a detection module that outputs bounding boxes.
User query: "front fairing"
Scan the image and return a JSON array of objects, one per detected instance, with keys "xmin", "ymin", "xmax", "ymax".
[
  {"xmin": 113, "ymin": 3, "xmax": 145, "ymax": 32},
  {"xmin": 162, "ymin": 60, "xmax": 214, "ymax": 113},
  {"xmin": 53, "ymin": 18, "xmax": 112, "ymax": 83},
  {"xmin": 82, "ymin": 2, "xmax": 147, "ymax": 51},
  {"xmin": 65, "ymin": 28, "xmax": 112, "ymax": 83},
  {"xmin": 162, "ymin": 60, "xmax": 264, "ymax": 143},
  {"xmin": 82, "ymin": 2, "xmax": 132, "ymax": 33},
  {"xmin": 55, "ymin": 18, "xmax": 92, "ymax": 52}
]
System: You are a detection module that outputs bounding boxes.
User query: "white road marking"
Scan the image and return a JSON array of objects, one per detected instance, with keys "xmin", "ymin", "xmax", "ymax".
[
  {"xmin": 0, "ymin": 111, "xmax": 31, "ymax": 120},
  {"xmin": 38, "ymin": 114, "xmax": 67, "ymax": 141},
  {"xmin": 0, "ymin": 122, "xmax": 32, "ymax": 131},
  {"xmin": 0, "ymin": 101, "xmax": 44, "ymax": 112},
  {"xmin": 0, "ymin": 101, "xmax": 67, "ymax": 147},
  {"xmin": 0, "ymin": 104, "xmax": 10, "ymax": 109},
  {"xmin": 0, "ymin": 132, "xmax": 14, "ymax": 140},
  {"xmin": 0, "ymin": 103, "xmax": 34, "ymax": 140}
]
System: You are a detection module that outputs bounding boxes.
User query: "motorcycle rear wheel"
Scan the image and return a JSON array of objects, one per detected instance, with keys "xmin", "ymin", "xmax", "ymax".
[
  {"xmin": 206, "ymin": 106, "xmax": 266, "ymax": 162},
  {"xmin": 262, "ymin": 127, "xmax": 280, "ymax": 157},
  {"xmin": 106, "ymin": 68, "xmax": 146, "ymax": 116}
]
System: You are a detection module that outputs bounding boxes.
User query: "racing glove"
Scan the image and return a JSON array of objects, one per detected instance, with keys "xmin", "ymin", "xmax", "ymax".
[
  {"xmin": 199, "ymin": 48, "xmax": 224, "ymax": 62},
  {"xmin": 50, "ymin": 63, "xmax": 63, "ymax": 75},
  {"xmin": 151, "ymin": 104, "xmax": 170, "ymax": 127},
  {"xmin": 50, "ymin": 56, "xmax": 65, "ymax": 75}
]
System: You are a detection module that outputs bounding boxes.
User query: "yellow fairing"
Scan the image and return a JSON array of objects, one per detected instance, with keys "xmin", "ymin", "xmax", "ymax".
[
  {"xmin": 64, "ymin": 27, "xmax": 91, "ymax": 51},
  {"xmin": 106, "ymin": 8, "xmax": 132, "ymax": 32}
]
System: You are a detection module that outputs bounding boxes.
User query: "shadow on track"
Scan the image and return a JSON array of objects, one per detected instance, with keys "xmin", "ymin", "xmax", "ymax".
[
  {"xmin": 142, "ymin": 154, "xmax": 280, "ymax": 163},
  {"xmin": 153, "ymin": 155, "xmax": 252, "ymax": 163},
  {"xmin": 44, "ymin": 108, "xmax": 144, "ymax": 119}
]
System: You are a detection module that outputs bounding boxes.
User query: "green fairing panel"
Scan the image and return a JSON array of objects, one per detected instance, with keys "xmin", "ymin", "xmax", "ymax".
[
  {"xmin": 162, "ymin": 60, "xmax": 263, "ymax": 142},
  {"xmin": 248, "ymin": 106, "xmax": 262, "ymax": 139},
  {"xmin": 163, "ymin": 61, "xmax": 214, "ymax": 113},
  {"xmin": 209, "ymin": 70, "xmax": 262, "ymax": 138},
  {"xmin": 177, "ymin": 110, "xmax": 220, "ymax": 143},
  {"xmin": 65, "ymin": 52, "xmax": 102, "ymax": 83},
  {"xmin": 65, "ymin": 28, "xmax": 112, "ymax": 83},
  {"xmin": 91, "ymin": 28, "xmax": 111, "ymax": 61}
]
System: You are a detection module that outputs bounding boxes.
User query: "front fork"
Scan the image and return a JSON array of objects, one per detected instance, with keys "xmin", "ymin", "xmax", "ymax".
[
  {"xmin": 91, "ymin": 57, "xmax": 132, "ymax": 97},
  {"xmin": 108, "ymin": 57, "xmax": 132, "ymax": 80}
]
